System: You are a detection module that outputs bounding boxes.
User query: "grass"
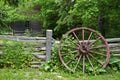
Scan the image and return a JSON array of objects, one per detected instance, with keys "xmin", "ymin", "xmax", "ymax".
[
  {"xmin": 0, "ymin": 40, "xmax": 120, "ymax": 80},
  {"xmin": 0, "ymin": 68, "xmax": 120, "ymax": 80}
]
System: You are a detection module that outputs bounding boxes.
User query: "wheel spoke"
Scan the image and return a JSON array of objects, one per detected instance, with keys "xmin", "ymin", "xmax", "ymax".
[
  {"xmin": 89, "ymin": 37, "xmax": 101, "ymax": 46},
  {"xmin": 88, "ymin": 53, "xmax": 103, "ymax": 65},
  {"xmin": 82, "ymin": 29, "xmax": 85, "ymax": 43},
  {"xmin": 62, "ymin": 45, "xmax": 78, "ymax": 50},
  {"xmin": 69, "ymin": 50, "xmax": 78, "ymax": 54},
  {"xmin": 90, "ymin": 51, "xmax": 106, "ymax": 57},
  {"xmin": 62, "ymin": 50, "xmax": 78, "ymax": 55},
  {"xmin": 72, "ymin": 32, "xmax": 81, "ymax": 45},
  {"xmin": 66, "ymin": 54, "xmax": 79, "ymax": 65},
  {"xmin": 65, "ymin": 37, "xmax": 80, "ymax": 47},
  {"xmin": 90, "ymin": 45, "xmax": 105, "ymax": 50},
  {"xmin": 86, "ymin": 54, "xmax": 95, "ymax": 73},
  {"xmin": 87, "ymin": 32, "xmax": 93, "ymax": 44},
  {"xmin": 83, "ymin": 55, "xmax": 85, "ymax": 74},
  {"xmin": 61, "ymin": 50, "xmax": 78, "ymax": 57},
  {"xmin": 61, "ymin": 54, "xmax": 67, "ymax": 56},
  {"xmin": 73, "ymin": 54, "xmax": 82, "ymax": 71}
]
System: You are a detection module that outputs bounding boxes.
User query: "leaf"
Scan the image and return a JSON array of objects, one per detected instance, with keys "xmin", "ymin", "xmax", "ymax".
[
  {"xmin": 98, "ymin": 68, "xmax": 106, "ymax": 73},
  {"xmin": 45, "ymin": 65, "xmax": 50, "ymax": 71},
  {"xmin": 109, "ymin": 58, "xmax": 120, "ymax": 64},
  {"xmin": 113, "ymin": 67, "xmax": 118, "ymax": 71}
]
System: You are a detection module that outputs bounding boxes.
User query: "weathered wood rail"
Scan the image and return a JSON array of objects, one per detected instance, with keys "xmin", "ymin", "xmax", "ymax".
[{"xmin": 106, "ymin": 38, "xmax": 120, "ymax": 57}]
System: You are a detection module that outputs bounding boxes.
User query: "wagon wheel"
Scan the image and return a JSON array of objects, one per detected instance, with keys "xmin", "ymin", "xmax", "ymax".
[{"xmin": 58, "ymin": 27, "xmax": 110, "ymax": 73}]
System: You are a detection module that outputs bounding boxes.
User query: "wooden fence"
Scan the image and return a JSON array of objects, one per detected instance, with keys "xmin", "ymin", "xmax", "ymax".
[
  {"xmin": 0, "ymin": 30, "xmax": 53, "ymax": 62},
  {"xmin": 0, "ymin": 30, "xmax": 120, "ymax": 67},
  {"xmin": 106, "ymin": 38, "xmax": 120, "ymax": 56}
]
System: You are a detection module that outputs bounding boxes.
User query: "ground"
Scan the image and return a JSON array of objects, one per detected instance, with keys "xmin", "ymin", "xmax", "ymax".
[{"xmin": 0, "ymin": 68, "xmax": 120, "ymax": 80}]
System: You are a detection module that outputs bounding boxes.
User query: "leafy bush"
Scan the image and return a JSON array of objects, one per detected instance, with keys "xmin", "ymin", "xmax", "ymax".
[
  {"xmin": 0, "ymin": 42, "xmax": 32, "ymax": 68},
  {"xmin": 41, "ymin": 38, "xmax": 120, "ymax": 74},
  {"xmin": 40, "ymin": 43, "xmax": 64, "ymax": 72},
  {"xmin": 0, "ymin": 26, "xmax": 12, "ymax": 35},
  {"xmin": 107, "ymin": 52, "xmax": 120, "ymax": 71}
]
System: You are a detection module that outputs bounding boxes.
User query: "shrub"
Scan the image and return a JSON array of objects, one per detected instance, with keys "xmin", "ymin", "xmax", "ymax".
[
  {"xmin": 40, "ymin": 43, "xmax": 64, "ymax": 72},
  {"xmin": 0, "ymin": 42, "xmax": 32, "ymax": 69},
  {"xmin": 40, "ymin": 39, "xmax": 120, "ymax": 74}
]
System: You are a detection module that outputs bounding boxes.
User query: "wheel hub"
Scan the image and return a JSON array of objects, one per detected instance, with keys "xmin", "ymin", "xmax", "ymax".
[{"xmin": 78, "ymin": 42, "xmax": 90, "ymax": 54}]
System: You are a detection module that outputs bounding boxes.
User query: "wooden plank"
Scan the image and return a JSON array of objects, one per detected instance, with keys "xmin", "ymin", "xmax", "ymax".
[
  {"xmin": 0, "ymin": 52, "xmax": 2, "ymax": 55},
  {"xmin": 108, "ymin": 43, "xmax": 120, "ymax": 47},
  {"xmin": 0, "ymin": 35, "xmax": 46, "ymax": 41},
  {"xmin": 110, "ymin": 49, "xmax": 120, "ymax": 52},
  {"xmin": 18, "ymin": 37, "xmax": 46, "ymax": 40},
  {"xmin": 34, "ymin": 54, "xmax": 46, "ymax": 60},
  {"xmin": 24, "ymin": 47, "xmax": 46, "ymax": 52},
  {"xmin": 106, "ymin": 38, "xmax": 120, "ymax": 43},
  {"xmin": 17, "ymin": 40, "xmax": 46, "ymax": 43},
  {"xmin": 31, "ymin": 61, "xmax": 41, "ymax": 65},
  {"xmin": 111, "ymin": 54, "xmax": 120, "ymax": 57},
  {"xmin": 0, "ymin": 44, "xmax": 45, "ymax": 49},
  {"xmin": 30, "ymin": 65, "xmax": 40, "ymax": 68},
  {"xmin": 46, "ymin": 30, "xmax": 52, "ymax": 61}
]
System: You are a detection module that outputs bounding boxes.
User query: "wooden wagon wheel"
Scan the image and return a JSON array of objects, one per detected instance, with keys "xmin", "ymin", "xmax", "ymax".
[{"xmin": 58, "ymin": 27, "xmax": 110, "ymax": 73}]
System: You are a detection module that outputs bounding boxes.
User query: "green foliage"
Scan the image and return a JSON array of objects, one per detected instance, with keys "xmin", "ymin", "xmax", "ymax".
[
  {"xmin": 35, "ymin": 0, "xmax": 120, "ymax": 38},
  {"xmin": 71, "ymin": 0, "xmax": 99, "ymax": 27},
  {"xmin": 0, "ymin": 0, "xmax": 40, "ymax": 34},
  {"xmin": 0, "ymin": 0, "xmax": 38, "ymax": 23},
  {"xmin": 40, "ymin": 43, "xmax": 64, "ymax": 72},
  {"xmin": 25, "ymin": 29, "xmax": 31, "ymax": 36},
  {"xmin": 0, "ymin": 26, "xmax": 12, "ymax": 35},
  {"xmin": 1, "ymin": 0, "xmax": 120, "ymax": 38},
  {"xmin": 107, "ymin": 52, "xmax": 120, "ymax": 71},
  {"xmin": 37, "ymin": 0, "xmax": 99, "ymax": 38},
  {"xmin": 0, "ymin": 42, "xmax": 32, "ymax": 69},
  {"xmin": 41, "ymin": 35, "xmax": 120, "ymax": 74},
  {"xmin": 0, "ymin": 1, "xmax": 13, "ymax": 34},
  {"xmin": 97, "ymin": 0, "xmax": 120, "ymax": 38}
]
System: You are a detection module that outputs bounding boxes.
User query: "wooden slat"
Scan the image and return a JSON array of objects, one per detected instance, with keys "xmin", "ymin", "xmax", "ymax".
[
  {"xmin": 34, "ymin": 54, "xmax": 46, "ymax": 60},
  {"xmin": 17, "ymin": 40, "xmax": 46, "ymax": 43},
  {"xmin": 24, "ymin": 47, "xmax": 46, "ymax": 52},
  {"xmin": 111, "ymin": 54, "xmax": 120, "ymax": 57},
  {"xmin": 108, "ymin": 43, "xmax": 120, "ymax": 47},
  {"xmin": 0, "ymin": 52, "xmax": 2, "ymax": 55},
  {"xmin": 30, "ymin": 65, "xmax": 40, "ymax": 68},
  {"xmin": 0, "ymin": 35, "xmax": 46, "ymax": 41},
  {"xmin": 106, "ymin": 38, "xmax": 120, "ymax": 43},
  {"xmin": 110, "ymin": 49, "xmax": 120, "ymax": 52}
]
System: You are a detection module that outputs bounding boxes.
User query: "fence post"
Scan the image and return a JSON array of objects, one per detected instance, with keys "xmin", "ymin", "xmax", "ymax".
[{"xmin": 46, "ymin": 30, "xmax": 52, "ymax": 61}]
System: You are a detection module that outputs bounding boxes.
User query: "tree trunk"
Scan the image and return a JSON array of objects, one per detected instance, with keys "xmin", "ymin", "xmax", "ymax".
[{"xmin": 98, "ymin": 15, "xmax": 105, "ymax": 37}]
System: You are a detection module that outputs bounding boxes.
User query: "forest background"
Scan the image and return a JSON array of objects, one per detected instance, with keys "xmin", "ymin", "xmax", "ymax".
[{"xmin": 0, "ymin": 0, "xmax": 120, "ymax": 38}]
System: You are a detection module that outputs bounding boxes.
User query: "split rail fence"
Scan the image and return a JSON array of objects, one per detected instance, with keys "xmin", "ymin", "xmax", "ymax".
[
  {"xmin": 0, "ymin": 30, "xmax": 120, "ymax": 64},
  {"xmin": 0, "ymin": 30, "xmax": 53, "ymax": 63}
]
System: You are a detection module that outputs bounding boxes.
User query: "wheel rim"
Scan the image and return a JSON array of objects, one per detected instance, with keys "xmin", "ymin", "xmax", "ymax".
[{"xmin": 58, "ymin": 27, "xmax": 110, "ymax": 73}]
